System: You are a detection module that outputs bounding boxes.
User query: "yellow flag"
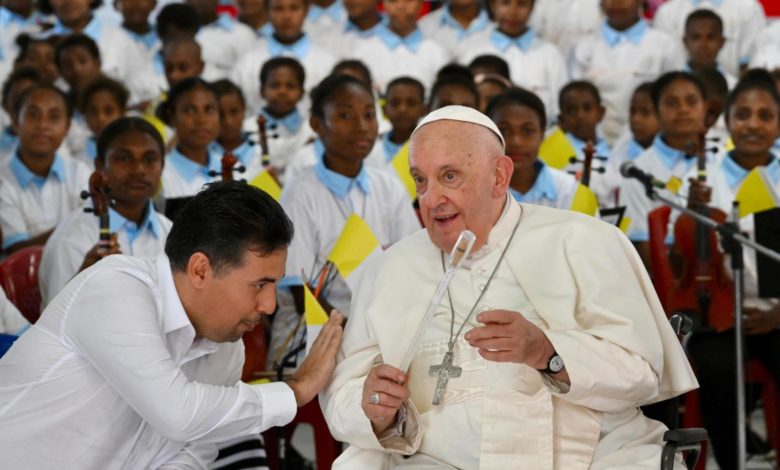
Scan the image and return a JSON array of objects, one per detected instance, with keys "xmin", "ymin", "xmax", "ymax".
[
  {"xmin": 725, "ymin": 137, "xmax": 735, "ymax": 152},
  {"xmin": 390, "ymin": 142, "xmax": 416, "ymax": 200},
  {"xmin": 666, "ymin": 176, "xmax": 683, "ymax": 195},
  {"xmin": 304, "ymin": 284, "xmax": 328, "ymax": 326},
  {"xmin": 569, "ymin": 184, "xmax": 599, "ymax": 216},
  {"xmin": 249, "ymin": 170, "xmax": 282, "ymax": 201},
  {"xmin": 539, "ymin": 128, "xmax": 577, "ymax": 170},
  {"xmin": 328, "ymin": 214, "xmax": 381, "ymax": 279},
  {"xmin": 735, "ymin": 167, "xmax": 779, "ymax": 218},
  {"xmin": 619, "ymin": 216, "xmax": 633, "ymax": 234}
]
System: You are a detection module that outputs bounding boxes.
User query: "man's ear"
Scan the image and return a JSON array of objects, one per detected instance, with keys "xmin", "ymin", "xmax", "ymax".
[
  {"xmin": 187, "ymin": 252, "xmax": 212, "ymax": 289},
  {"xmin": 494, "ymin": 155, "xmax": 514, "ymax": 198}
]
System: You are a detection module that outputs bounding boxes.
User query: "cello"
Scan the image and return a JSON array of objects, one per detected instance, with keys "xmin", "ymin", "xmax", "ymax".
[
  {"xmin": 80, "ymin": 170, "xmax": 112, "ymax": 254},
  {"xmin": 669, "ymin": 133, "xmax": 734, "ymax": 331}
]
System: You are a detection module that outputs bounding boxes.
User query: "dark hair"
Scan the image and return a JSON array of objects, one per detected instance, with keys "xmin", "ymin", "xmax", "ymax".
[
  {"xmin": 1, "ymin": 66, "xmax": 42, "ymax": 111},
  {"xmin": 486, "ymin": 87, "xmax": 547, "ymax": 130},
  {"xmin": 13, "ymin": 83, "xmax": 73, "ymax": 120},
  {"xmin": 165, "ymin": 181, "xmax": 294, "ymax": 274},
  {"xmin": 468, "ymin": 55, "xmax": 511, "ymax": 80},
  {"xmin": 38, "ymin": 0, "xmax": 102, "ymax": 15},
  {"xmin": 13, "ymin": 34, "xmax": 59, "ymax": 67},
  {"xmin": 429, "ymin": 75, "xmax": 479, "ymax": 109},
  {"xmin": 78, "ymin": 76, "xmax": 129, "ymax": 113},
  {"xmin": 385, "ymin": 76, "xmax": 425, "ymax": 102},
  {"xmin": 156, "ymin": 77, "xmax": 217, "ymax": 125},
  {"xmin": 559, "ymin": 80, "xmax": 602, "ymax": 108},
  {"xmin": 260, "ymin": 57, "xmax": 306, "ymax": 90},
  {"xmin": 96, "ymin": 116, "xmax": 165, "ymax": 163},
  {"xmin": 436, "ymin": 63, "xmax": 474, "ymax": 83},
  {"xmin": 692, "ymin": 67, "xmax": 729, "ymax": 101},
  {"xmin": 331, "ymin": 59, "xmax": 373, "ymax": 88},
  {"xmin": 684, "ymin": 8, "xmax": 723, "ymax": 35},
  {"xmin": 55, "ymin": 33, "xmax": 101, "ymax": 71},
  {"xmin": 156, "ymin": 3, "xmax": 201, "ymax": 39},
  {"xmin": 725, "ymin": 68, "xmax": 780, "ymax": 123},
  {"xmin": 310, "ymin": 74, "xmax": 372, "ymax": 119},
  {"xmin": 650, "ymin": 71, "xmax": 707, "ymax": 109},
  {"xmin": 632, "ymin": 81, "xmax": 654, "ymax": 99},
  {"xmin": 212, "ymin": 79, "xmax": 246, "ymax": 107}
]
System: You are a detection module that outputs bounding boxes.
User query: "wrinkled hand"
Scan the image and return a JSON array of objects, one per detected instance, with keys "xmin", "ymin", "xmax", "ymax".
[
  {"xmin": 465, "ymin": 310, "xmax": 553, "ymax": 368},
  {"xmin": 362, "ymin": 364, "xmax": 408, "ymax": 434},
  {"xmin": 744, "ymin": 307, "xmax": 780, "ymax": 335},
  {"xmin": 687, "ymin": 178, "xmax": 712, "ymax": 208},
  {"xmin": 79, "ymin": 233, "xmax": 121, "ymax": 272},
  {"xmin": 286, "ymin": 310, "xmax": 344, "ymax": 407}
]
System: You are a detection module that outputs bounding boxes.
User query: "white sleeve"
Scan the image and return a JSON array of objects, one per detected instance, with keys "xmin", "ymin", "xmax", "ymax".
[
  {"xmin": 0, "ymin": 286, "xmax": 29, "ymax": 335},
  {"xmin": 61, "ymin": 269, "xmax": 297, "ymax": 443},
  {"xmin": 158, "ymin": 442, "xmax": 219, "ymax": 470},
  {"xmin": 0, "ymin": 179, "xmax": 31, "ymax": 249}
]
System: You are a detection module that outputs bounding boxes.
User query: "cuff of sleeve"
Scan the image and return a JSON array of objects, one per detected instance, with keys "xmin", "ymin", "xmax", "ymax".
[
  {"xmin": 255, "ymin": 381, "xmax": 298, "ymax": 430},
  {"xmin": 374, "ymin": 400, "xmax": 423, "ymax": 455}
]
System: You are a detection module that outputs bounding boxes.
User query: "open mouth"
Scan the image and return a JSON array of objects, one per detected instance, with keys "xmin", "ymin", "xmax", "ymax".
[{"xmin": 433, "ymin": 213, "xmax": 459, "ymax": 225}]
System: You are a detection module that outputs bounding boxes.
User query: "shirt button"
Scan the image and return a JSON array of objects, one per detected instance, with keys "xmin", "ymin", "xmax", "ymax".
[
  {"xmin": 478, "ymin": 283, "xmax": 485, "ymax": 291},
  {"xmin": 478, "ymin": 267, "xmax": 487, "ymax": 276}
]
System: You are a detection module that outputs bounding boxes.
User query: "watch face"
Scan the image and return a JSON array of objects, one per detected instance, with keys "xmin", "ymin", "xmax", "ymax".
[{"xmin": 549, "ymin": 355, "xmax": 565, "ymax": 373}]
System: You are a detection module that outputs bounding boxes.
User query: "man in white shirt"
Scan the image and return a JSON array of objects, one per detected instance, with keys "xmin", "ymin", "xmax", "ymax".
[
  {"xmin": 0, "ymin": 181, "xmax": 343, "ymax": 469},
  {"xmin": 322, "ymin": 106, "xmax": 697, "ymax": 468}
]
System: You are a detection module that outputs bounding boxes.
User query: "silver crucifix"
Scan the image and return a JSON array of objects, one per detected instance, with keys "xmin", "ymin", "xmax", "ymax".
[{"xmin": 428, "ymin": 351, "xmax": 462, "ymax": 405}]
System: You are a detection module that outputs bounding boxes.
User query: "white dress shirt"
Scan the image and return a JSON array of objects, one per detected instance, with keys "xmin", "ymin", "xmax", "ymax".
[
  {"xmin": 283, "ymin": 138, "xmax": 387, "ymax": 186},
  {"xmin": 0, "ymin": 254, "xmax": 297, "ymax": 469},
  {"xmin": 418, "ymin": 7, "xmax": 492, "ymax": 59}
]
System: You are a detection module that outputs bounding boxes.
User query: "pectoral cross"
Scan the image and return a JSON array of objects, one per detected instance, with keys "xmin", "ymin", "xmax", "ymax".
[{"xmin": 428, "ymin": 351, "xmax": 462, "ymax": 406}]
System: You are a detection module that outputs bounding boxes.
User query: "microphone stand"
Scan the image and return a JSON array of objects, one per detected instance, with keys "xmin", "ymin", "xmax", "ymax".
[{"xmin": 639, "ymin": 181, "xmax": 780, "ymax": 470}]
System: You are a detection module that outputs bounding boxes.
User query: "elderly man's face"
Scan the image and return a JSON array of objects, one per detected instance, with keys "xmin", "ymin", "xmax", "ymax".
[{"xmin": 410, "ymin": 121, "xmax": 512, "ymax": 253}]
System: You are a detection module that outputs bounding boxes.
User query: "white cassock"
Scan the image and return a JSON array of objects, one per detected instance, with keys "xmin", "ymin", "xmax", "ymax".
[{"xmin": 322, "ymin": 197, "xmax": 697, "ymax": 469}]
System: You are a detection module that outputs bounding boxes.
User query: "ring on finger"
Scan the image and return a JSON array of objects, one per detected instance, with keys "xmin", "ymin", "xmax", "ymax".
[{"xmin": 370, "ymin": 392, "xmax": 380, "ymax": 405}]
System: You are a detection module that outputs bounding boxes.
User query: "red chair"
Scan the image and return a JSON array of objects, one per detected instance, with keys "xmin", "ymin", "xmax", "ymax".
[
  {"xmin": 0, "ymin": 245, "xmax": 44, "ymax": 323},
  {"xmin": 241, "ymin": 320, "xmax": 269, "ymax": 382},
  {"xmin": 648, "ymin": 206, "xmax": 674, "ymax": 312}
]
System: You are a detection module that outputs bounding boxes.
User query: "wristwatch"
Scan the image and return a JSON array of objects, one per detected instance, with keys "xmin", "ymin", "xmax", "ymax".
[{"xmin": 539, "ymin": 351, "xmax": 565, "ymax": 374}]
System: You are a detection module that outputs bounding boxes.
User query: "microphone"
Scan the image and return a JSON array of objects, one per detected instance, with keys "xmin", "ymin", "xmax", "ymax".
[{"xmin": 620, "ymin": 161, "xmax": 666, "ymax": 189}]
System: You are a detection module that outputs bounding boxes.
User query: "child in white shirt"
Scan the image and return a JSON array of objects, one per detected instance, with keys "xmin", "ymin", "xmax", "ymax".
[
  {"xmin": 418, "ymin": 0, "xmax": 492, "ymax": 58},
  {"xmin": 682, "ymin": 9, "xmax": 737, "ymax": 88},
  {"xmin": 74, "ymin": 76, "xmax": 129, "ymax": 165},
  {"xmin": 188, "ymin": 0, "xmax": 256, "ymax": 80}
]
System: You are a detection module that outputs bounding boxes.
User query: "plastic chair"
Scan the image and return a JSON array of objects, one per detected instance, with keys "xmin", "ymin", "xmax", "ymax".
[{"xmin": 0, "ymin": 245, "xmax": 44, "ymax": 323}]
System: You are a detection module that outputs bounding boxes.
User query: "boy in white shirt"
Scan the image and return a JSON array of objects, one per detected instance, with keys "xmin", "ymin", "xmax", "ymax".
[
  {"xmin": 682, "ymin": 9, "xmax": 737, "ymax": 88},
  {"xmin": 304, "ymin": 0, "xmax": 347, "ymax": 40},
  {"xmin": 418, "ymin": 0, "xmax": 492, "ymax": 58},
  {"xmin": 188, "ymin": 0, "xmax": 257, "ymax": 80},
  {"xmin": 570, "ymin": 0, "xmax": 684, "ymax": 144},
  {"xmin": 0, "ymin": 66, "xmax": 41, "ymax": 162},
  {"xmin": 237, "ymin": 0, "xmax": 272, "ymax": 38},
  {"xmin": 381, "ymin": 76, "xmax": 426, "ymax": 163},
  {"xmin": 458, "ymin": 0, "xmax": 567, "ymax": 127},
  {"xmin": 118, "ymin": 0, "xmax": 161, "ymax": 61},
  {"xmin": 318, "ymin": 0, "xmax": 385, "ymax": 60},
  {"xmin": 0, "ymin": 85, "xmax": 90, "ymax": 254},
  {"xmin": 529, "ymin": 0, "xmax": 601, "ymax": 59}
]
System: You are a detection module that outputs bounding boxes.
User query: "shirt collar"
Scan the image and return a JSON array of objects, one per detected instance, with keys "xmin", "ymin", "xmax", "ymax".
[
  {"xmin": 565, "ymin": 131, "xmax": 609, "ymax": 158},
  {"xmin": 490, "ymin": 27, "xmax": 536, "ymax": 53},
  {"xmin": 510, "ymin": 160, "xmax": 557, "ymax": 202},
  {"xmin": 267, "ymin": 33, "xmax": 312, "ymax": 58},
  {"xmin": 652, "ymin": 134, "xmax": 690, "ymax": 170},
  {"xmin": 108, "ymin": 201, "xmax": 162, "ymax": 238},
  {"xmin": 86, "ymin": 136, "xmax": 97, "ymax": 161},
  {"xmin": 256, "ymin": 22, "xmax": 274, "ymax": 38},
  {"xmin": 314, "ymin": 155, "xmax": 371, "ymax": 198},
  {"xmin": 602, "ymin": 19, "xmax": 647, "ymax": 47},
  {"xmin": 10, "ymin": 151, "xmax": 66, "ymax": 188},
  {"xmin": 261, "ymin": 107, "xmax": 303, "ymax": 134},
  {"xmin": 344, "ymin": 16, "xmax": 386, "ymax": 36},
  {"xmin": 375, "ymin": 24, "xmax": 423, "ymax": 53},
  {"xmin": 52, "ymin": 15, "xmax": 102, "ymax": 41},
  {"xmin": 214, "ymin": 13, "xmax": 236, "ymax": 31},
  {"xmin": 722, "ymin": 151, "xmax": 780, "ymax": 189},
  {"xmin": 440, "ymin": 8, "xmax": 489, "ymax": 39},
  {"xmin": 209, "ymin": 137, "xmax": 256, "ymax": 166},
  {"xmin": 307, "ymin": 0, "xmax": 346, "ymax": 23},
  {"xmin": 167, "ymin": 147, "xmax": 220, "ymax": 182},
  {"xmin": 627, "ymin": 138, "xmax": 645, "ymax": 161},
  {"xmin": 0, "ymin": 7, "xmax": 35, "ymax": 28},
  {"xmin": 126, "ymin": 27, "xmax": 158, "ymax": 50},
  {"xmin": 382, "ymin": 132, "xmax": 404, "ymax": 163}
]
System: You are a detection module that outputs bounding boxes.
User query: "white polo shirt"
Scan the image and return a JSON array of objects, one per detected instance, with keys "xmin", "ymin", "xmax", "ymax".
[
  {"xmin": 242, "ymin": 109, "xmax": 317, "ymax": 181},
  {"xmin": 39, "ymin": 202, "xmax": 172, "ymax": 306},
  {"xmin": 283, "ymin": 138, "xmax": 387, "ymax": 186},
  {"xmin": 303, "ymin": 0, "xmax": 348, "ymax": 42},
  {"xmin": 196, "ymin": 14, "xmax": 257, "ymax": 81},
  {"xmin": 0, "ymin": 254, "xmax": 297, "ymax": 468},
  {"xmin": 418, "ymin": 7, "xmax": 492, "ymax": 59},
  {"xmin": 0, "ymin": 152, "xmax": 91, "ymax": 250},
  {"xmin": 161, "ymin": 146, "xmax": 222, "ymax": 199},
  {"xmin": 508, "ymin": 160, "xmax": 579, "ymax": 209}
]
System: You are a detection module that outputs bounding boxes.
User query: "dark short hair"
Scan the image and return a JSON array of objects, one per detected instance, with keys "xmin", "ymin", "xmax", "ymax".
[
  {"xmin": 684, "ymin": 8, "xmax": 723, "ymax": 35},
  {"xmin": 212, "ymin": 78, "xmax": 246, "ymax": 107},
  {"xmin": 436, "ymin": 63, "xmax": 474, "ymax": 82},
  {"xmin": 14, "ymin": 84, "xmax": 73, "ymax": 120},
  {"xmin": 260, "ymin": 57, "xmax": 306, "ymax": 90},
  {"xmin": 1, "ymin": 66, "xmax": 42, "ymax": 110},
  {"xmin": 55, "ymin": 33, "xmax": 101, "ymax": 71},
  {"xmin": 559, "ymin": 80, "xmax": 602, "ymax": 108},
  {"xmin": 650, "ymin": 71, "xmax": 707, "ymax": 109},
  {"xmin": 38, "ymin": 0, "xmax": 102, "ymax": 15},
  {"xmin": 156, "ymin": 3, "xmax": 201, "ymax": 39},
  {"xmin": 429, "ymin": 75, "xmax": 479, "ymax": 109},
  {"xmin": 310, "ymin": 73, "xmax": 372, "ymax": 119},
  {"xmin": 725, "ymin": 68, "xmax": 780, "ymax": 124},
  {"xmin": 486, "ymin": 87, "xmax": 547, "ymax": 130},
  {"xmin": 78, "ymin": 76, "xmax": 129, "ymax": 113},
  {"xmin": 96, "ymin": 116, "xmax": 165, "ymax": 163},
  {"xmin": 692, "ymin": 67, "xmax": 729, "ymax": 101},
  {"xmin": 385, "ymin": 76, "xmax": 425, "ymax": 102},
  {"xmin": 331, "ymin": 59, "xmax": 373, "ymax": 88},
  {"xmin": 156, "ymin": 77, "xmax": 217, "ymax": 125},
  {"xmin": 165, "ymin": 181, "xmax": 295, "ymax": 274},
  {"xmin": 468, "ymin": 54, "xmax": 511, "ymax": 80}
]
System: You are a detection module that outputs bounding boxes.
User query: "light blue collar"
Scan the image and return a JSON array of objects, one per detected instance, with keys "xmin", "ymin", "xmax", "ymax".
[
  {"xmin": 85, "ymin": 137, "xmax": 97, "ymax": 161},
  {"xmin": 382, "ymin": 132, "xmax": 404, "ymax": 163},
  {"xmin": 602, "ymin": 19, "xmax": 647, "ymax": 47},
  {"xmin": 692, "ymin": 0, "xmax": 724, "ymax": 6},
  {"xmin": 0, "ymin": 7, "xmax": 36, "ymax": 28},
  {"xmin": 308, "ymin": 0, "xmax": 346, "ymax": 23},
  {"xmin": 627, "ymin": 138, "xmax": 645, "ymax": 161},
  {"xmin": 256, "ymin": 22, "xmax": 274, "ymax": 38},
  {"xmin": 262, "ymin": 108, "xmax": 303, "ymax": 134},
  {"xmin": 10, "ymin": 152, "xmax": 66, "ymax": 189},
  {"xmin": 565, "ymin": 132, "xmax": 611, "ymax": 160},
  {"xmin": 209, "ymin": 137, "xmax": 256, "ymax": 166},
  {"xmin": 722, "ymin": 151, "xmax": 780, "ymax": 189},
  {"xmin": 314, "ymin": 138, "xmax": 325, "ymax": 160},
  {"xmin": 490, "ymin": 28, "xmax": 536, "ymax": 53},
  {"xmin": 267, "ymin": 33, "xmax": 312, "ymax": 59},
  {"xmin": 126, "ymin": 27, "xmax": 158, "ymax": 50},
  {"xmin": 344, "ymin": 16, "xmax": 386, "ymax": 37},
  {"xmin": 375, "ymin": 25, "xmax": 423, "ymax": 53},
  {"xmin": 108, "ymin": 201, "xmax": 162, "ymax": 241},
  {"xmin": 213, "ymin": 13, "xmax": 236, "ymax": 31},
  {"xmin": 0, "ymin": 126, "xmax": 17, "ymax": 154},
  {"xmin": 51, "ymin": 15, "xmax": 103, "ymax": 41},
  {"xmin": 440, "ymin": 8, "xmax": 489, "ymax": 39},
  {"xmin": 167, "ymin": 147, "xmax": 221, "ymax": 182},
  {"xmin": 314, "ymin": 154, "xmax": 371, "ymax": 198},
  {"xmin": 652, "ymin": 134, "xmax": 692, "ymax": 170},
  {"xmin": 509, "ymin": 160, "xmax": 557, "ymax": 203}
]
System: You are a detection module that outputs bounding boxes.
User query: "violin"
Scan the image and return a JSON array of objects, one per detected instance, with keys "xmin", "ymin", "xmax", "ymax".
[
  {"xmin": 80, "ymin": 170, "xmax": 111, "ymax": 253},
  {"xmin": 669, "ymin": 132, "xmax": 734, "ymax": 331},
  {"xmin": 569, "ymin": 140, "xmax": 606, "ymax": 187},
  {"xmin": 257, "ymin": 115, "xmax": 280, "ymax": 184},
  {"xmin": 219, "ymin": 151, "xmax": 239, "ymax": 182}
]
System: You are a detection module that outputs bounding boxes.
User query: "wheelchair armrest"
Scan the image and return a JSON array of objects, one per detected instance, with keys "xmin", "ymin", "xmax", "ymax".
[
  {"xmin": 663, "ymin": 428, "xmax": 708, "ymax": 445},
  {"xmin": 661, "ymin": 428, "xmax": 708, "ymax": 470},
  {"xmin": 669, "ymin": 312, "xmax": 694, "ymax": 336}
]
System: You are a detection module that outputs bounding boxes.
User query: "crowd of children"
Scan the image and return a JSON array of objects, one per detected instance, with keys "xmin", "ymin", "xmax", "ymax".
[{"xmin": 0, "ymin": 0, "xmax": 779, "ymax": 468}]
